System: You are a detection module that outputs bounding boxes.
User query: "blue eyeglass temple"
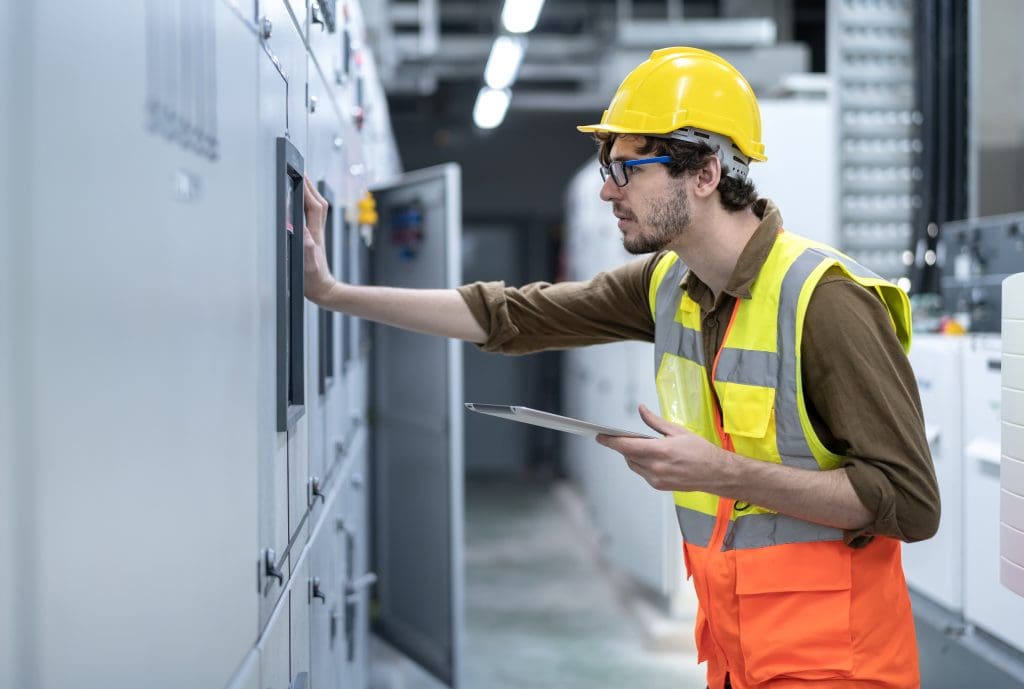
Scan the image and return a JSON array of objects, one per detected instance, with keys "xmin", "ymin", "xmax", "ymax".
[
  {"xmin": 600, "ymin": 156, "xmax": 672, "ymax": 184},
  {"xmin": 622, "ymin": 156, "xmax": 671, "ymax": 169}
]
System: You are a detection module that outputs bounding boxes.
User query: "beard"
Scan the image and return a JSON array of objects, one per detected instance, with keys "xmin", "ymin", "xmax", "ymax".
[{"xmin": 618, "ymin": 190, "xmax": 692, "ymax": 255}]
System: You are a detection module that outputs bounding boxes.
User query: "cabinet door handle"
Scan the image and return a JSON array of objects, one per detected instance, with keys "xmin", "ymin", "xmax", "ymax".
[
  {"xmin": 345, "ymin": 572, "xmax": 377, "ymax": 602},
  {"xmin": 308, "ymin": 476, "xmax": 325, "ymax": 505},
  {"xmin": 263, "ymin": 549, "xmax": 284, "ymax": 587},
  {"xmin": 311, "ymin": 1, "xmax": 325, "ymax": 30},
  {"xmin": 310, "ymin": 576, "xmax": 327, "ymax": 604}
]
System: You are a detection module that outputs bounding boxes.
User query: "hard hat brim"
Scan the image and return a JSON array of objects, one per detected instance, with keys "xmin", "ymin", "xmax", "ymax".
[
  {"xmin": 576, "ymin": 123, "xmax": 676, "ymax": 135},
  {"xmin": 576, "ymin": 123, "xmax": 767, "ymax": 162}
]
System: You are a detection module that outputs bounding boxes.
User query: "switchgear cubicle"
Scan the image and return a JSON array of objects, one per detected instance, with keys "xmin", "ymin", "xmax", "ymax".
[{"xmin": 0, "ymin": 2, "xmax": 463, "ymax": 689}]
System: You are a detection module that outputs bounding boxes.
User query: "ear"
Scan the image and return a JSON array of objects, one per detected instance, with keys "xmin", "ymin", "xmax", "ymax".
[{"xmin": 692, "ymin": 155, "xmax": 721, "ymax": 200}]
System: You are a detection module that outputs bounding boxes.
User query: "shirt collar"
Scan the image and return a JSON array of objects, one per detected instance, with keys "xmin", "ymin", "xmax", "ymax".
[{"xmin": 681, "ymin": 198, "xmax": 783, "ymax": 311}]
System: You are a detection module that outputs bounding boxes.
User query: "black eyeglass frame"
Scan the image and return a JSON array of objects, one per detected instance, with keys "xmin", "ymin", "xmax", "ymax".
[{"xmin": 599, "ymin": 155, "xmax": 672, "ymax": 187}]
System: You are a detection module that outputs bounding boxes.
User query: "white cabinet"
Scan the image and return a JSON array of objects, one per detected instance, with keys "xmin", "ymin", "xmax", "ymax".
[
  {"xmin": 963, "ymin": 335, "xmax": 1024, "ymax": 650},
  {"xmin": 1002, "ymin": 273, "xmax": 1024, "ymax": 598},
  {"xmin": 904, "ymin": 334, "xmax": 965, "ymax": 611}
]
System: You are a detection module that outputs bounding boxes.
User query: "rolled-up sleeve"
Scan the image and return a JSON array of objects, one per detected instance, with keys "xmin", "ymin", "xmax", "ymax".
[
  {"xmin": 455, "ymin": 254, "xmax": 662, "ymax": 355},
  {"xmin": 802, "ymin": 274, "xmax": 940, "ymax": 546}
]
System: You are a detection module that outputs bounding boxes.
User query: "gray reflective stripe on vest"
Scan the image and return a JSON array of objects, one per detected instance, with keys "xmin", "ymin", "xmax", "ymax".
[
  {"xmin": 722, "ymin": 511, "xmax": 842, "ymax": 550},
  {"xmin": 654, "ymin": 258, "xmax": 700, "ymax": 371},
  {"xmin": 675, "ymin": 504, "xmax": 715, "ymax": 548},
  {"xmin": 657, "ymin": 244, "xmax": 853, "ymax": 550},
  {"xmin": 772, "ymin": 249, "xmax": 827, "ymax": 470},
  {"xmin": 714, "ymin": 348, "xmax": 778, "ymax": 388},
  {"xmin": 812, "ymin": 246, "xmax": 882, "ymax": 282}
]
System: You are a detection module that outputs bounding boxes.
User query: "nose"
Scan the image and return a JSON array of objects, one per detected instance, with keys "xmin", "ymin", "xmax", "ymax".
[{"xmin": 599, "ymin": 175, "xmax": 622, "ymax": 202}]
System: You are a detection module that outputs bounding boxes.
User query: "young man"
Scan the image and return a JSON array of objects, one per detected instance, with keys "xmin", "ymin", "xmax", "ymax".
[{"xmin": 303, "ymin": 47, "xmax": 939, "ymax": 689}]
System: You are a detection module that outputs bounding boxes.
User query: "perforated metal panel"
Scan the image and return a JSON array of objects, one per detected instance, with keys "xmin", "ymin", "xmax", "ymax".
[{"xmin": 830, "ymin": 0, "xmax": 920, "ymax": 280}]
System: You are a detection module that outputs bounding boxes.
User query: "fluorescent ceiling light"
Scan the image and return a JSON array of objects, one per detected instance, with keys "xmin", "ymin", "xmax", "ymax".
[
  {"xmin": 484, "ymin": 36, "xmax": 526, "ymax": 90},
  {"xmin": 501, "ymin": 0, "xmax": 544, "ymax": 33},
  {"xmin": 473, "ymin": 87, "xmax": 511, "ymax": 129}
]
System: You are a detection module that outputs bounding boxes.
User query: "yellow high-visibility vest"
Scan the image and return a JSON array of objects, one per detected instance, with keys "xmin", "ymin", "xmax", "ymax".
[{"xmin": 648, "ymin": 230, "xmax": 912, "ymax": 550}]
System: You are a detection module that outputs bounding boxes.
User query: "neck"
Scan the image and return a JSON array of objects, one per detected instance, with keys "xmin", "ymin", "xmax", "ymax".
[{"xmin": 669, "ymin": 201, "xmax": 760, "ymax": 298}]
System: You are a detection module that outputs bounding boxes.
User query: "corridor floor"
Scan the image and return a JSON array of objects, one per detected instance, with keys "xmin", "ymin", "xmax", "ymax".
[{"xmin": 372, "ymin": 479, "xmax": 705, "ymax": 689}]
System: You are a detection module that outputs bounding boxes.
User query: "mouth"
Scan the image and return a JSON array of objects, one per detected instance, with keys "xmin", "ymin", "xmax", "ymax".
[{"xmin": 613, "ymin": 202, "xmax": 635, "ymax": 219}]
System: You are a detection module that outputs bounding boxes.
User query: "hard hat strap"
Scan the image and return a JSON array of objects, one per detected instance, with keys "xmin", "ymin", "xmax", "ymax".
[{"xmin": 651, "ymin": 127, "xmax": 751, "ymax": 181}]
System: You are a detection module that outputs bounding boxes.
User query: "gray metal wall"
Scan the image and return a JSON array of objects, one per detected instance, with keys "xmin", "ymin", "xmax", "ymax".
[{"xmin": 1, "ymin": 1, "xmax": 399, "ymax": 688}]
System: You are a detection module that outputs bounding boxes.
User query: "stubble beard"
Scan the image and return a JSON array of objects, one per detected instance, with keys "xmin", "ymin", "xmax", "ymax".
[{"xmin": 620, "ymin": 191, "xmax": 692, "ymax": 255}]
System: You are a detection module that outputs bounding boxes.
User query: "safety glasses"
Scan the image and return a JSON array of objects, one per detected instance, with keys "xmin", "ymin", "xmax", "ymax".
[{"xmin": 599, "ymin": 156, "xmax": 671, "ymax": 187}]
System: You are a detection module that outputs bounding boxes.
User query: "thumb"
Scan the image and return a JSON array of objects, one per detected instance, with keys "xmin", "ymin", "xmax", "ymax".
[{"xmin": 638, "ymin": 404, "xmax": 684, "ymax": 436}]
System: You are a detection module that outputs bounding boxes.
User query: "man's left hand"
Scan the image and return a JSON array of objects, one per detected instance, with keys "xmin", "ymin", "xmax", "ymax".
[{"xmin": 597, "ymin": 404, "xmax": 729, "ymax": 493}]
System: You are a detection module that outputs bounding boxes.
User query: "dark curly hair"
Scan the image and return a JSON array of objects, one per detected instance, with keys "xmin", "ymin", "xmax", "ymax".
[{"xmin": 596, "ymin": 133, "xmax": 759, "ymax": 212}]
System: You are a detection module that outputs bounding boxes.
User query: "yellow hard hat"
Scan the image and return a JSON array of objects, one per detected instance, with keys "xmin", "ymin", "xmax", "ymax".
[{"xmin": 578, "ymin": 47, "xmax": 766, "ymax": 162}]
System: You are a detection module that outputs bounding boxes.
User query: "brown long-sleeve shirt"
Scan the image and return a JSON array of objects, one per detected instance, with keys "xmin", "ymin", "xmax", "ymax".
[{"xmin": 456, "ymin": 199, "xmax": 940, "ymax": 546}]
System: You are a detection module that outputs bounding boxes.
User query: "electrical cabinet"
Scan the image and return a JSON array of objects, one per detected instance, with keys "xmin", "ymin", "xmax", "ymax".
[
  {"xmin": 308, "ymin": 520, "xmax": 341, "ymax": 689},
  {"xmin": 259, "ymin": 596, "xmax": 292, "ymax": 689},
  {"xmin": 1001, "ymin": 273, "xmax": 1024, "ymax": 598},
  {"xmin": 3, "ymin": 0, "xmax": 461, "ymax": 688},
  {"xmin": 904, "ymin": 334, "xmax": 965, "ymax": 611},
  {"xmin": 4, "ymin": 3, "xmax": 262, "ymax": 687},
  {"xmin": 340, "ymin": 442, "xmax": 374, "ymax": 689},
  {"xmin": 963, "ymin": 334, "xmax": 1024, "ymax": 651},
  {"xmin": 290, "ymin": 557, "xmax": 312, "ymax": 689}
]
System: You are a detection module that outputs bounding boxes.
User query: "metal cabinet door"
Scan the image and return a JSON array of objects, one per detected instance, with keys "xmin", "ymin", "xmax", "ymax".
[
  {"xmin": 0, "ymin": 3, "xmax": 14, "ymax": 684},
  {"xmin": 258, "ymin": 0, "xmax": 311, "ymax": 625},
  {"xmin": 306, "ymin": 0, "xmax": 342, "ymax": 87},
  {"xmin": 370, "ymin": 164, "xmax": 464, "ymax": 687},
  {"xmin": 338, "ymin": 441, "xmax": 373, "ymax": 689},
  {"xmin": 226, "ymin": 651, "xmax": 261, "ymax": 689},
  {"xmin": 291, "ymin": 556, "xmax": 312, "ymax": 689},
  {"xmin": 259, "ymin": 595, "xmax": 292, "ymax": 689},
  {"xmin": 304, "ymin": 67, "xmax": 345, "ymax": 516},
  {"xmin": 308, "ymin": 509, "xmax": 342, "ymax": 689},
  {"xmin": 15, "ymin": 3, "xmax": 261, "ymax": 687}
]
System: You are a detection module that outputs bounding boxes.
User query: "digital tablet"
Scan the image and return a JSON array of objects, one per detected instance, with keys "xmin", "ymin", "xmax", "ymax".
[{"xmin": 464, "ymin": 403, "xmax": 655, "ymax": 439}]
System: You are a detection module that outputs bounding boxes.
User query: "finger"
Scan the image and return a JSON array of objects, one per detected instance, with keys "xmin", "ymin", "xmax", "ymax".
[
  {"xmin": 306, "ymin": 175, "xmax": 327, "ymax": 207},
  {"xmin": 597, "ymin": 435, "xmax": 652, "ymax": 457},
  {"xmin": 303, "ymin": 178, "xmax": 324, "ymax": 218},
  {"xmin": 638, "ymin": 404, "xmax": 683, "ymax": 436},
  {"xmin": 302, "ymin": 179, "xmax": 317, "ymax": 214},
  {"xmin": 302, "ymin": 189, "xmax": 325, "ymax": 245},
  {"xmin": 596, "ymin": 433, "xmax": 625, "ymax": 450}
]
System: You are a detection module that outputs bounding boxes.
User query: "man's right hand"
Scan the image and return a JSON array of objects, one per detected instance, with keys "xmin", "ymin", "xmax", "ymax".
[
  {"xmin": 297, "ymin": 176, "xmax": 486, "ymax": 343},
  {"xmin": 302, "ymin": 176, "xmax": 337, "ymax": 305}
]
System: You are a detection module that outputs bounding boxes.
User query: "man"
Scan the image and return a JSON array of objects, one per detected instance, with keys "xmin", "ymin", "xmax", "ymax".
[{"xmin": 303, "ymin": 47, "xmax": 939, "ymax": 689}]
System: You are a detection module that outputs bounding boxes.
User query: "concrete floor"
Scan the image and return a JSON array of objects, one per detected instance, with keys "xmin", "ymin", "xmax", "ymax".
[{"xmin": 372, "ymin": 478, "xmax": 705, "ymax": 689}]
